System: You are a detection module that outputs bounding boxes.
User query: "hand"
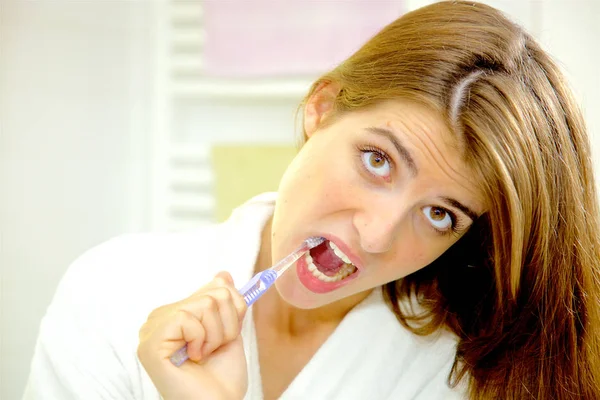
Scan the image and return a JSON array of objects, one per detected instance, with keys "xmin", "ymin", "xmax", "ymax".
[{"xmin": 137, "ymin": 272, "xmax": 248, "ymax": 400}]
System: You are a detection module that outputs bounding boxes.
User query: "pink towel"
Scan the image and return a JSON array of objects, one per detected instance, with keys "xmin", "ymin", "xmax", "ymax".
[{"xmin": 202, "ymin": 0, "xmax": 405, "ymax": 77}]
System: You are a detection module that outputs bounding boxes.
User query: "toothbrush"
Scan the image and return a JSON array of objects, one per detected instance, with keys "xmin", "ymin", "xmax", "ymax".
[{"xmin": 169, "ymin": 236, "xmax": 325, "ymax": 366}]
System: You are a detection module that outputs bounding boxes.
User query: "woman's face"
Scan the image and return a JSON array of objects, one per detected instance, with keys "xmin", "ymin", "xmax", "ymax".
[{"xmin": 270, "ymin": 93, "xmax": 486, "ymax": 309}]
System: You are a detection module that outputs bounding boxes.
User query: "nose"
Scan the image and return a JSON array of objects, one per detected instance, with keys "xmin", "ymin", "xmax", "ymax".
[{"xmin": 353, "ymin": 200, "xmax": 407, "ymax": 254}]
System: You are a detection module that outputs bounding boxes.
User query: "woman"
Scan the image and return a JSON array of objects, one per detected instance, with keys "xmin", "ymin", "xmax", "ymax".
[{"xmin": 25, "ymin": 1, "xmax": 600, "ymax": 399}]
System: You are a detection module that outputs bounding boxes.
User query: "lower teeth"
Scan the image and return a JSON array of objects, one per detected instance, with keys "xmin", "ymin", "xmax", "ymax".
[{"xmin": 305, "ymin": 253, "xmax": 356, "ymax": 282}]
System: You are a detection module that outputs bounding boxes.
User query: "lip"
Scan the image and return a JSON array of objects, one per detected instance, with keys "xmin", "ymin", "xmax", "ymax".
[{"xmin": 295, "ymin": 234, "xmax": 363, "ymax": 294}]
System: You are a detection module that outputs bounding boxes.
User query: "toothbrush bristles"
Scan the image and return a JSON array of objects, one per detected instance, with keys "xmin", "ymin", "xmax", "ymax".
[{"xmin": 305, "ymin": 236, "xmax": 325, "ymax": 249}]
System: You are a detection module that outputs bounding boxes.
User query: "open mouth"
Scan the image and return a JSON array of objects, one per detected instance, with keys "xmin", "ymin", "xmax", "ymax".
[{"xmin": 304, "ymin": 239, "xmax": 359, "ymax": 283}]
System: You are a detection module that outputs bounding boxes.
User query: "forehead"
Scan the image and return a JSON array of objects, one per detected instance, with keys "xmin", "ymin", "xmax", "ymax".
[{"xmin": 349, "ymin": 100, "xmax": 457, "ymax": 147}]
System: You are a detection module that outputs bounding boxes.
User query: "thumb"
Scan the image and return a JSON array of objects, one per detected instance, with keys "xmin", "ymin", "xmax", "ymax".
[{"xmin": 213, "ymin": 271, "xmax": 235, "ymax": 286}]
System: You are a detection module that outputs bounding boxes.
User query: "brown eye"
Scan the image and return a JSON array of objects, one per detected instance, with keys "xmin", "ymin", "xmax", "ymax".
[
  {"xmin": 429, "ymin": 207, "xmax": 446, "ymax": 221},
  {"xmin": 369, "ymin": 153, "xmax": 385, "ymax": 168},
  {"xmin": 422, "ymin": 206, "xmax": 453, "ymax": 231},
  {"xmin": 361, "ymin": 151, "xmax": 390, "ymax": 177}
]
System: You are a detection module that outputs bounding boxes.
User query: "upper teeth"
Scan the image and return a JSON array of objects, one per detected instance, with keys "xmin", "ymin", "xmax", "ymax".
[{"xmin": 329, "ymin": 241, "xmax": 352, "ymax": 264}]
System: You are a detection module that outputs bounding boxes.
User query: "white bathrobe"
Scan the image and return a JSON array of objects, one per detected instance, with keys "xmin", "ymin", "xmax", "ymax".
[{"xmin": 23, "ymin": 193, "xmax": 466, "ymax": 400}]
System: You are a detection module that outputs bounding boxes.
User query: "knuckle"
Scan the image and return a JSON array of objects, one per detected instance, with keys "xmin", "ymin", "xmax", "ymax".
[
  {"xmin": 147, "ymin": 303, "xmax": 172, "ymax": 319},
  {"xmin": 201, "ymin": 295, "xmax": 218, "ymax": 309},
  {"xmin": 233, "ymin": 291, "xmax": 246, "ymax": 305},
  {"xmin": 174, "ymin": 308, "xmax": 191, "ymax": 322},
  {"xmin": 214, "ymin": 287, "xmax": 232, "ymax": 301},
  {"xmin": 213, "ymin": 276, "xmax": 228, "ymax": 287},
  {"xmin": 232, "ymin": 293, "xmax": 248, "ymax": 311}
]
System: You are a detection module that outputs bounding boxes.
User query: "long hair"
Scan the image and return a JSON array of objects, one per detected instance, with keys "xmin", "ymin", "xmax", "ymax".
[{"xmin": 300, "ymin": 1, "xmax": 600, "ymax": 398}]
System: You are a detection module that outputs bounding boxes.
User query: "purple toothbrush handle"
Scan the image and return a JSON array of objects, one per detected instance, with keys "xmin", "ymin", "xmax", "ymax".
[
  {"xmin": 239, "ymin": 270, "xmax": 277, "ymax": 306},
  {"xmin": 170, "ymin": 346, "xmax": 190, "ymax": 367}
]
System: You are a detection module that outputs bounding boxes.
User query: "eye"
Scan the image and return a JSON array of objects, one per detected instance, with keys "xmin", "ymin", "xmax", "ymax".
[
  {"xmin": 422, "ymin": 206, "xmax": 454, "ymax": 232},
  {"xmin": 361, "ymin": 150, "xmax": 391, "ymax": 178}
]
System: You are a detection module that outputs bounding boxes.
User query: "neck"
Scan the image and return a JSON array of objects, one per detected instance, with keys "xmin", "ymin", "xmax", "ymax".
[{"xmin": 253, "ymin": 218, "xmax": 371, "ymax": 337}]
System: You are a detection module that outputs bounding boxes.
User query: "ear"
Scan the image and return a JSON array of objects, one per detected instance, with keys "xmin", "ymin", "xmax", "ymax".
[{"xmin": 303, "ymin": 81, "xmax": 341, "ymax": 138}]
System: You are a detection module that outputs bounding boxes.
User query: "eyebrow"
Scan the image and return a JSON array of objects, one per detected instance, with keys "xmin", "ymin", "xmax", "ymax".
[
  {"xmin": 441, "ymin": 197, "xmax": 479, "ymax": 221},
  {"xmin": 365, "ymin": 127, "xmax": 418, "ymax": 176}
]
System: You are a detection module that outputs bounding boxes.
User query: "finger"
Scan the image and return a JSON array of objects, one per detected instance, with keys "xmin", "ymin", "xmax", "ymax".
[
  {"xmin": 177, "ymin": 310, "xmax": 206, "ymax": 362},
  {"xmin": 188, "ymin": 296, "xmax": 225, "ymax": 357},
  {"xmin": 192, "ymin": 271, "xmax": 235, "ymax": 294},
  {"xmin": 210, "ymin": 273, "xmax": 248, "ymax": 320},
  {"xmin": 188, "ymin": 275, "xmax": 247, "ymax": 322},
  {"xmin": 210, "ymin": 287, "xmax": 247, "ymax": 324},
  {"xmin": 138, "ymin": 309, "xmax": 205, "ymax": 364},
  {"xmin": 229, "ymin": 287, "xmax": 248, "ymax": 323},
  {"xmin": 138, "ymin": 303, "xmax": 176, "ymax": 341},
  {"xmin": 202, "ymin": 287, "xmax": 241, "ymax": 342},
  {"xmin": 214, "ymin": 271, "xmax": 234, "ymax": 285},
  {"xmin": 177, "ymin": 289, "xmax": 244, "ymax": 360}
]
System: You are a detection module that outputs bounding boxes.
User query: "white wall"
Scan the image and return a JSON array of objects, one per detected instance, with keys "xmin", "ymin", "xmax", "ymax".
[
  {"xmin": 0, "ymin": 1, "xmax": 155, "ymax": 399},
  {"xmin": 1, "ymin": 1, "xmax": 598, "ymax": 399},
  {"xmin": 538, "ymin": 2, "xmax": 600, "ymax": 175}
]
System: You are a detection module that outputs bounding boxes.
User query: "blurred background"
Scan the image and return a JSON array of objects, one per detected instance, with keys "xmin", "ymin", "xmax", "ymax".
[{"xmin": 1, "ymin": 0, "xmax": 599, "ymax": 398}]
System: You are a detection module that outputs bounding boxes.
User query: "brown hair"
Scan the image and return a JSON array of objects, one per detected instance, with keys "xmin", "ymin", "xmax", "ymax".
[{"xmin": 300, "ymin": 1, "xmax": 600, "ymax": 398}]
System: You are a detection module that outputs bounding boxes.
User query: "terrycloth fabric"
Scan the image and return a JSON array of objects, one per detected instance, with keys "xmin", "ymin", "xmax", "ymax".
[{"xmin": 23, "ymin": 193, "xmax": 465, "ymax": 400}]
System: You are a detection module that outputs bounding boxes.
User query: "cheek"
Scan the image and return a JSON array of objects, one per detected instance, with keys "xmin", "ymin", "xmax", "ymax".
[
  {"xmin": 281, "ymin": 148, "xmax": 359, "ymax": 211},
  {"xmin": 318, "ymin": 175, "xmax": 358, "ymax": 208},
  {"xmin": 376, "ymin": 242, "xmax": 440, "ymax": 280},
  {"xmin": 412, "ymin": 249, "xmax": 431, "ymax": 267},
  {"xmin": 279, "ymin": 142, "xmax": 330, "ymax": 192}
]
